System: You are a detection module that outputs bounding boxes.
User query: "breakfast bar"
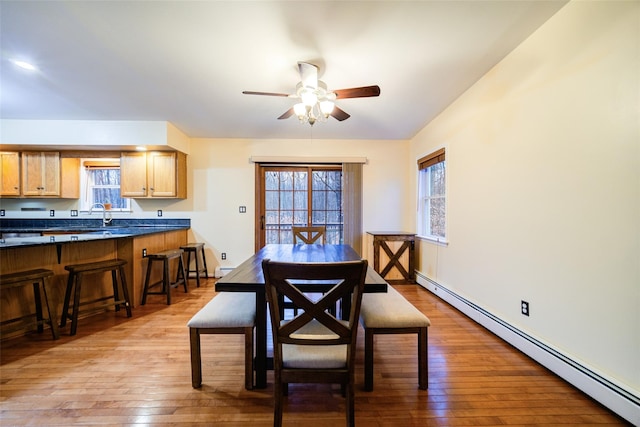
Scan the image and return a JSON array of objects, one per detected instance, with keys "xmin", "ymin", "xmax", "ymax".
[{"xmin": 0, "ymin": 219, "xmax": 190, "ymax": 337}]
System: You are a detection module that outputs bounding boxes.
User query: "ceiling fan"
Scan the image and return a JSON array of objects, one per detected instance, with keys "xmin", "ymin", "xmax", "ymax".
[{"xmin": 242, "ymin": 62, "xmax": 380, "ymax": 126}]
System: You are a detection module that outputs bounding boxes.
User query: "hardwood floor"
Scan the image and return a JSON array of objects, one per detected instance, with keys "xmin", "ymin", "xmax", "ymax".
[{"xmin": 0, "ymin": 278, "xmax": 629, "ymax": 426}]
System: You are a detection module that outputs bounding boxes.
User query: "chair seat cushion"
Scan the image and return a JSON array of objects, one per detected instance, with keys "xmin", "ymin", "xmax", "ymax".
[
  {"xmin": 360, "ymin": 286, "xmax": 431, "ymax": 328},
  {"xmin": 282, "ymin": 319, "xmax": 347, "ymax": 369},
  {"xmin": 187, "ymin": 292, "xmax": 255, "ymax": 328}
]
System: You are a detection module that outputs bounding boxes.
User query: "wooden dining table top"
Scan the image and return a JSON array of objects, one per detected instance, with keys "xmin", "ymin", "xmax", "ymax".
[{"xmin": 216, "ymin": 244, "xmax": 387, "ymax": 293}]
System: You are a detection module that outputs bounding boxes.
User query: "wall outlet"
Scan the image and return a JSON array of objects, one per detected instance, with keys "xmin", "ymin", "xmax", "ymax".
[
  {"xmin": 221, "ymin": 252, "xmax": 226, "ymax": 260},
  {"xmin": 49, "ymin": 209, "xmax": 55, "ymax": 217},
  {"xmin": 0, "ymin": 209, "xmax": 5, "ymax": 216},
  {"xmin": 521, "ymin": 300, "xmax": 530, "ymax": 316},
  {"xmin": 142, "ymin": 248, "xmax": 147, "ymax": 257},
  {"xmin": 239, "ymin": 206, "xmax": 246, "ymax": 213},
  {"xmin": 71, "ymin": 209, "xmax": 78, "ymax": 217},
  {"xmin": 157, "ymin": 209, "xmax": 163, "ymax": 217}
]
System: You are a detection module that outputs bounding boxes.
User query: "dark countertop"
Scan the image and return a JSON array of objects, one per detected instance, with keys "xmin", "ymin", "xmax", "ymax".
[{"xmin": 0, "ymin": 218, "xmax": 190, "ymax": 249}]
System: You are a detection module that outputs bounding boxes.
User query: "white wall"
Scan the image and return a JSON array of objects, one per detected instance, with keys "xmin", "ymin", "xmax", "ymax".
[
  {"xmin": 410, "ymin": 0, "xmax": 639, "ymax": 402},
  {"xmin": 186, "ymin": 137, "xmax": 410, "ymax": 269}
]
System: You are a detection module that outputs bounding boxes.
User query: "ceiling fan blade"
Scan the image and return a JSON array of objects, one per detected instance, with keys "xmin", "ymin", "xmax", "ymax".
[
  {"xmin": 333, "ymin": 85, "xmax": 381, "ymax": 99},
  {"xmin": 298, "ymin": 62, "xmax": 318, "ymax": 89},
  {"xmin": 278, "ymin": 108, "xmax": 294, "ymax": 120},
  {"xmin": 242, "ymin": 91, "xmax": 290, "ymax": 97},
  {"xmin": 331, "ymin": 106, "xmax": 350, "ymax": 121}
]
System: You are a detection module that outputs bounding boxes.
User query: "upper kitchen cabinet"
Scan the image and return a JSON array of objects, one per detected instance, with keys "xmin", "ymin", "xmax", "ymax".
[
  {"xmin": 0, "ymin": 152, "xmax": 21, "ymax": 196},
  {"xmin": 21, "ymin": 152, "xmax": 60, "ymax": 197},
  {"xmin": 120, "ymin": 151, "xmax": 187, "ymax": 198}
]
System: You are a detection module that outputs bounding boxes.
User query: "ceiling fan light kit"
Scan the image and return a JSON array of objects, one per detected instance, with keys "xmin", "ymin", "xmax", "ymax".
[{"xmin": 243, "ymin": 61, "xmax": 380, "ymax": 127}]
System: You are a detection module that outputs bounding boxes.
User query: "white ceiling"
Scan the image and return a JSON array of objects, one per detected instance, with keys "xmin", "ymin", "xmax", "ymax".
[{"xmin": 1, "ymin": 1, "xmax": 568, "ymax": 141}]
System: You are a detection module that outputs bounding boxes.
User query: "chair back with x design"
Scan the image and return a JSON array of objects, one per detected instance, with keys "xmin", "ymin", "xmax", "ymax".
[
  {"xmin": 292, "ymin": 226, "xmax": 326, "ymax": 244},
  {"xmin": 262, "ymin": 258, "xmax": 368, "ymax": 427}
]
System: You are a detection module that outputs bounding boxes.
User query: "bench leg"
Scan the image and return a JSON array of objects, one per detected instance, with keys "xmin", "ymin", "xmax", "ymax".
[
  {"xmin": 190, "ymin": 328, "xmax": 202, "ymax": 388},
  {"xmin": 364, "ymin": 328, "xmax": 374, "ymax": 391},
  {"xmin": 245, "ymin": 327, "xmax": 254, "ymax": 390},
  {"xmin": 418, "ymin": 327, "xmax": 428, "ymax": 390}
]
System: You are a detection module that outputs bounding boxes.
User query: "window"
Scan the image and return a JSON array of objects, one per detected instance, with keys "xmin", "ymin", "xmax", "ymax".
[
  {"xmin": 418, "ymin": 148, "xmax": 446, "ymax": 240},
  {"xmin": 80, "ymin": 159, "xmax": 130, "ymax": 212}
]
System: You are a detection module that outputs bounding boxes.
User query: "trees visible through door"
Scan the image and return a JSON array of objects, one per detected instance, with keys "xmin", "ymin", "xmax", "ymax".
[{"xmin": 258, "ymin": 166, "xmax": 342, "ymax": 247}]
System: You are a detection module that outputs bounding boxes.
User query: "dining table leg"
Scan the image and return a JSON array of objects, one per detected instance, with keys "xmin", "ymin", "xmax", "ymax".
[{"xmin": 254, "ymin": 290, "xmax": 268, "ymax": 389}]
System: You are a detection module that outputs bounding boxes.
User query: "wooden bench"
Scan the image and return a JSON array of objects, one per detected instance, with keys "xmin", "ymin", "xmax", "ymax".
[
  {"xmin": 187, "ymin": 292, "xmax": 256, "ymax": 390},
  {"xmin": 359, "ymin": 285, "xmax": 430, "ymax": 391},
  {"xmin": 0, "ymin": 268, "xmax": 59, "ymax": 340},
  {"xmin": 61, "ymin": 259, "xmax": 132, "ymax": 336}
]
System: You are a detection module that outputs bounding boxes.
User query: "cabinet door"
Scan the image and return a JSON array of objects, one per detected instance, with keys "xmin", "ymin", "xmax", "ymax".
[
  {"xmin": 148, "ymin": 152, "xmax": 176, "ymax": 197},
  {"xmin": 0, "ymin": 152, "xmax": 21, "ymax": 196},
  {"xmin": 120, "ymin": 152, "xmax": 148, "ymax": 197},
  {"xmin": 42, "ymin": 152, "xmax": 61, "ymax": 196},
  {"xmin": 22, "ymin": 152, "xmax": 60, "ymax": 196}
]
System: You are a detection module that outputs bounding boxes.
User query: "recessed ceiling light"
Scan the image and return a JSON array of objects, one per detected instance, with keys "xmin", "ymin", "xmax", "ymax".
[{"xmin": 10, "ymin": 59, "xmax": 37, "ymax": 71}]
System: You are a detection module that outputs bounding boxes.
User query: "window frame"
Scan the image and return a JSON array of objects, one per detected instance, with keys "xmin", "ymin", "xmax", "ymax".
[
  {"xmin": 417, "ymin": 148, "xmax": 447, "ymax": 243},
  {"xmin": 79, "ymin": 158, "xmax": 131, "ymax": 213}
]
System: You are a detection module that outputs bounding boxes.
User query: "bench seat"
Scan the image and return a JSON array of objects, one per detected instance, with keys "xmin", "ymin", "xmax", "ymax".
[
  {"xmin": 188, "ymin": 292, "xmax": 256, "ymax": 390},
  {"xmin": 360, "ymin": 285, "xmax": 430, "ymax": 391}
]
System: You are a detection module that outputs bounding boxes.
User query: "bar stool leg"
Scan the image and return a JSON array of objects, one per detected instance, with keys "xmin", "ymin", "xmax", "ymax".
[
  {"xmin": 32, "ymin": 281, "xmax": 44, "ymax": 333},
  {"xmin": 70, "ymin": 273, "xmax": 83, "ymax": 336},
  {"xmin": 177, "ymin": 255, "xmax": 188, "ymax": 293},
  {"xmin": 200, "ymin": 245, "xmax": 209, "ymax": 279},
  {"xmin": 142, "ymin": 259, "xmax": 153, "ymax": 305},
  {"xmin": 111, "ymin": 269, "xmax": 121, "ymax": 312},
  {"xmin": 163, "ymin": 258, "xmax": 171, "ymax": 305},
  {"xmin": 118, "ymin": 265, "xmax": 133, "ymax": 317},
  {"xmin": 40, "ymin": 278, "xmax": 60, "ymax": 340},
  {"xmin": 192, "ymin": 250, "xmax": 201, "ymax": 287},
  {"xmin": 60, "ymin": 273, "xmax": 74, "ymax": 328}
]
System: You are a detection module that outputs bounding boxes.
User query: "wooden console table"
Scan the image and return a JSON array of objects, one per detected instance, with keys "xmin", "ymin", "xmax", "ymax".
[{"xmin": 366, "ymin": 231, "xmax": 416, "ymax": 283}]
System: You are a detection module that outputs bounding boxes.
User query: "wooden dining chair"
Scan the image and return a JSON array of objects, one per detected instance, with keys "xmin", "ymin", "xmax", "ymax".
[
  {"xmin": 292, "ymin": 226, "xmax": 326, "ymax": 244},
  {"xmin": 262, "ymin": 258, "xmax": 368, "ymax": 427}
]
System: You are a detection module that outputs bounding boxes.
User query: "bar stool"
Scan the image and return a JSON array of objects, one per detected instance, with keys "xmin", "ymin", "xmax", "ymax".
[
  {"xmin": 0, "ymin": 268, "xmax": 59, "ymax": 340},
  {"xmin": 61, "ymin": 259, "xmax": 132, "ymax": 336},
  {"xmin": 180, "ymin": 242, "xmax": 209, "ymax": 287},
  {"xmin": 141, "ymin": 249, "xmax": 188, "ymax": 305}
]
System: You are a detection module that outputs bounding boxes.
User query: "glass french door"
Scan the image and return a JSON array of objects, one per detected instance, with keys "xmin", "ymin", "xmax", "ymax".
[{"xmin": 256, "ymin": 165, "xmax": 343, "ymax": 249}]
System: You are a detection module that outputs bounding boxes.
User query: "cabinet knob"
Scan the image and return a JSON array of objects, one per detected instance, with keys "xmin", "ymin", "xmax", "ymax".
[{"xmin": 150, "ymin": 187, "xmax": 154, "ymax": 191}]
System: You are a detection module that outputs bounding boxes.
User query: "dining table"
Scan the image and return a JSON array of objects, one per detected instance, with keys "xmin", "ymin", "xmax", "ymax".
[{"xmin": 215, "ymin": 243, "xmax": 388, "ymax": 389}]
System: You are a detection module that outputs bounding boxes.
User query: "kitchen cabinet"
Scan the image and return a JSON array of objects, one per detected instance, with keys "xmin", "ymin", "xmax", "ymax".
[
  {"xmin": 0, "ymin": 152, "xmax": 21, "ymax": 196},
  {"xmin": 21, "ymin": 152, "xmax": 60, "ymax": 197},
  {"xmin": 120, "ymin": 151, "xmax": 186, "ymax": 198}
]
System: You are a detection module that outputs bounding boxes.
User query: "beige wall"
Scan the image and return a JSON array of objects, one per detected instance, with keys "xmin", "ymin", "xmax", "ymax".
[
  {"xmin": 410, "ymin": 0, "xmax": 639, "ymax": 395},
  {"xmin": 186, "ymin": 137, "xmax": 410, "ymax": 269}
]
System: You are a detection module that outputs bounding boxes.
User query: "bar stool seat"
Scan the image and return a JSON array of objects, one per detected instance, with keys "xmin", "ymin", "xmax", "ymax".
[
  {"xmin": 141, "ymin": 249, "xmax": 188, "ymax": 305},
  {"xmin": 180, "ymin": 242, "xmax": 209, "ymax": 287},
  {"xmin": 0, "ymin": 268, "xmax": 59, "ymax": 340},
  {"xmin": 61, "ymin": 259, "xmax": 132, "ymax": 336}
]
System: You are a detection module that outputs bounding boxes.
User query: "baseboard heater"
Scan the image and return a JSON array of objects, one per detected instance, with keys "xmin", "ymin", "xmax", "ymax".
[
  {"xmin": 415, "ymin": 272, "xmax": 639, "ymax": 425},
  {"xmin": 214, "ymin": 267, "xmax": 233, "ymax": 278}
]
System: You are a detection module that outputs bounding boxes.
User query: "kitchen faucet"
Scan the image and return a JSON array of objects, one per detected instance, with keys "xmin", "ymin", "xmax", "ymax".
[{"xmin": 88, "ymin": 203, "xmax": 112, "ymax": 227}]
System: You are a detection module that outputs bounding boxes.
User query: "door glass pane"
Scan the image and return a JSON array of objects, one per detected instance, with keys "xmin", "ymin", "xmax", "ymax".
[{"xmin": 262, "ymin": 167, "xmax": 342, "ymax": 245}]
